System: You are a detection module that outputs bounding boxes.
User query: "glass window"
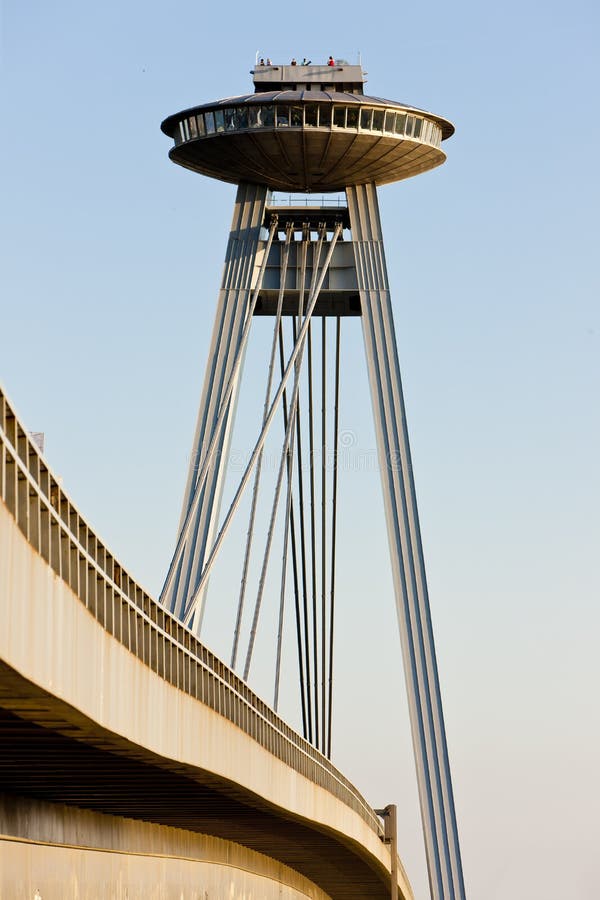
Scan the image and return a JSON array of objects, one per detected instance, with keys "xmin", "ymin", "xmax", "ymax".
[
  {"xmin": 237, "ymin": 107, "xmax": 248, "ymax": 129},
  {"xmin": 214, "ymin": 109, "xmax": 225, "ymax": 132},
  {"xmin": 360, "ymin": 108, "xmax": 372, "ymax": 130},
  {"xmin": 204, "ymin": 111, "xmax": 215, "ymax": 134},
  {"xmin": 372, "ymin": 109, "xmax": 384, "ymax": 131},
  {"xmin": 405, "ymin": 115, "xmax": 415, "ymax": 137},
  {"xmin": 414, "ymin": 117, "xmax": 422, "ymax": 139},
  {"xmin": 319, "ymin": 106, "xmax": 332, "ymax": 126},
  {"xmin": 177, "ymin": 121, "xmax": 185, "ymax": 144},
  {"xmin": 305, "ymin": 104, "xmax": 318, "ymax": 126},
  {"xmin": 224, "ymin": 109, "xmax": 236, "ymax": 131},
  {"xmin": 395, "ymin": 113, "xmax": 407, "ymax": 135},
  {"xmin": 188, "ymin": 117, "xmax": 198, "ymax": 138},
  {"xmin": 384, "ymin": 110, "xmax": 395, "ymax": 133},
  {"xmin": 333, "ymin": 106, "xmax": 346, "ymax": 127},
  {"xmin": 262, "ymin": 105, "xmax": 274, "ymax": 126},
  {"xmin": 276, "ymin": 107, "xmax": 289, "ymax": 126},
  {"xmin": 197, "ymin": 114, "xmax": 206, "ymax": 136},
  {"xmin": 346, "ymin": 107, "xmax": 359, "ymax": 128},
  {"xmin": 249, "ymin": 106, "xmax": 260, "ymax": 127},
  {"xmin": 290, "ymin": 106, "xmax": 303, "ymax": 126}
]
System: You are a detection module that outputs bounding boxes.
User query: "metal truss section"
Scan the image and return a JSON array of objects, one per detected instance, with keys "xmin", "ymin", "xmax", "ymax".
[{"xmin": 347, "ymin": 183, "xmax": 466, "ymax": 900}]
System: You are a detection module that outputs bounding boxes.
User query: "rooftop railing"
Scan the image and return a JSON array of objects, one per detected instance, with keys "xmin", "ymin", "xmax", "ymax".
[{"xmin": 0, "ymin": 383, "xmax": 383, "ymax": 838}]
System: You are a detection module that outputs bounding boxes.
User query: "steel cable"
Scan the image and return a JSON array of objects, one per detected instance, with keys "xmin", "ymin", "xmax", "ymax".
[
  {"xmin": 231, "ymin": 222, "xmax": 293, "ymax": 668},
  {"xmin": 183, "ymin": 222, "xmax": 342, "ymax": 631}
]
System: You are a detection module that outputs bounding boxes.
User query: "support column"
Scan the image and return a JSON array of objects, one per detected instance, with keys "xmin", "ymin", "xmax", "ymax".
[
  {"xmin": 161, "ymin": 183, "xmax": 269, "ymax": 627},
  {"xmin": 346, "ymin": 182, "xmax": 466, "ymax": 900}
]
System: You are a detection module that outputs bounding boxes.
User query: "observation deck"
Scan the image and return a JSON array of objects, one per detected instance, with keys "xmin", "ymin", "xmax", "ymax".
[{"xmin": 161, "ymin": 61, "xmax": 454, "ymax": 192}]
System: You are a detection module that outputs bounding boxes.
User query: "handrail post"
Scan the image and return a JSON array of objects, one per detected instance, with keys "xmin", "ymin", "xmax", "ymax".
[{"xmin": 375, "ymin": 804, "xmax": 398, "ymax": 900}]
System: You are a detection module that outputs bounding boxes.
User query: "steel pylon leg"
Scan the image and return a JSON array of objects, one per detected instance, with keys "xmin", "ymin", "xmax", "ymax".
[
  {"xmin": 346, "ymin": 182, "xmax": 466, "ymax": 900},
  {"xmin": 161, "ymin": 182, "xmax": 269, "ymax": 628}
]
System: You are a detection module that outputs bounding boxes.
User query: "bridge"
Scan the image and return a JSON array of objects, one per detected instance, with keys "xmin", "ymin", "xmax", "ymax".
[
  {"xmin": 0, "ymin": 383, "xmax": 411, "ymax": 898},
  {"xmin": 1, "ymin": 58, "xmax": 468, "ymax": 899}
]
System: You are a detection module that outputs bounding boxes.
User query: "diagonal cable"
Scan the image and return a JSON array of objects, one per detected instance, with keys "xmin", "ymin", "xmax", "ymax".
[
  {"xmin": 244, "ymin": 224, "xmax": 334, "ymax": 681},
  {"xmin": 231, "ymin": 221, "xmax": 293, "ymax": 668},
  {"xmin": 161, "ymin": 217, "xmax": 279, "ymax": 610},
  {"xmin": 275, "ymin": 321, "xmax": 306, "ymax": 728},
  {"xmin": 183, "ymin": 222, "xmax": 343, "ymax": 631}
]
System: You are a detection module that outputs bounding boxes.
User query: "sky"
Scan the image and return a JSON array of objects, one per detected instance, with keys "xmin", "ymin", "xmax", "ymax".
[{"xmin": 1, "ymin": 1, "xmax": 599, "ymax": 898}]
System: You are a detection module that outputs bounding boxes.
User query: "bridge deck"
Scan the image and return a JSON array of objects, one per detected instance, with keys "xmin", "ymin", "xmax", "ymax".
[{"xmin": 0, "ymin": 384, "xmax": 413, "ymax": 899}]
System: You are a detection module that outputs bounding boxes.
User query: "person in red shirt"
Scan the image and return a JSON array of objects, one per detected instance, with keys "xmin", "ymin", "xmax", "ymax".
[{"xmin": 327, "ymin": 56, "xmax": 335, "ymax": 66}]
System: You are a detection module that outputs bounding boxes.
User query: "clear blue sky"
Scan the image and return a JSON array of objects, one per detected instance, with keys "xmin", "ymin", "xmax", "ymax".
[{"xmin": 2, "ymin": 2, "xmax": 599, "ymax": 898}]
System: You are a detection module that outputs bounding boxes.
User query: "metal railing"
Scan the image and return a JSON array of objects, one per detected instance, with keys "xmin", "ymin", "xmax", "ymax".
[
  {"xmin": 0, "ymin": 383, "xmax": 383, "ymax": 837},
  {"xmin": 271, "ymin": 193, "xmax": 348, "ymax": 208}
]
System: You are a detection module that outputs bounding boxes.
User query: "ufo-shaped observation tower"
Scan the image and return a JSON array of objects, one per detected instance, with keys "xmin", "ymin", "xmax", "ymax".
[
  {"xmin": 160, "ymin": 60, "xmax": 464, "ymax": 900},
  {"xmin": 161, "ymin": 62, "xmax": 454, "ymax": 192}
]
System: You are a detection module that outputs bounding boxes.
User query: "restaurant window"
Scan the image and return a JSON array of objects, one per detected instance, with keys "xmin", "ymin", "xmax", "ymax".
[
  {"xmin": 360, "ymin": 108, "xmax": 372, "ymax": 130},
  {"xmin": 204, "ymin": 111, "xmax": 215, "ymax": 134},
  {"xmin": 395, "ymin": 113, "xmax": 407, "ymax": 136},
  {"xmin": 237, "ymin": 107, "xmax": 248, "ymax": 129},
  {"xmin": 333, "ymin": 106, "xmax": 346, "ymax": 127},
  {"xmin": 290, "ymin": 106, "xmax": 303, "ymax": 126},
  {"xmin": 413, "ymin": 118, "xmax": 423, "ymax": 139},
  {"xmin": 372, "ymin": 109, "xmax": 384, "ymax": 131},
  {"xmin": 384, "ymin": 110, "xmax": 395, "ymax": 133},
  {"xmin": 276, "ymin": 107, "xmax": 289, "ymax": 126},
  {"xmin": 305, "ymin": 104, "xmax": 318, "ymax": 126},
  {"xmin": 319, "ymin": 106, "xmax": 332, "ymax": 127},
  {"xmin": 346, "ymin": 107, "xmax": 359, "ymax": 128},
  {"xmin": 214, "ymin": 109, "xmax": 225, "ymax": 132}
]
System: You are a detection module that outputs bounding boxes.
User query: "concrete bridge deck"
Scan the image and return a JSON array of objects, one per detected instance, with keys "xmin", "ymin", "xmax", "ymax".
[{"xmin": 0, "ymin": 385, "xmax": 413, "ymax": 899}]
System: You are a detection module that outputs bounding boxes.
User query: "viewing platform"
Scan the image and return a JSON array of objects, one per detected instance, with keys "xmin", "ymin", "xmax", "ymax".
[{"xmin": 161, "ymin": 60, "xmax": 453, "ymax": 192}]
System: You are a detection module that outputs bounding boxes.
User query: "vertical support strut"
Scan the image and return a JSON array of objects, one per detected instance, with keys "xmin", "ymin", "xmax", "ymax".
[
  {"xmin": 347, "ymin": 182, "xmax": 466, "ymax": 900},
  {"xmin": 161, "ymin": 183, "xmax": 270, "ymax": 629}
]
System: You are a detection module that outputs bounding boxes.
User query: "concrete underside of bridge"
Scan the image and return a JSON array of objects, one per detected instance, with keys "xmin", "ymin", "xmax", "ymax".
[
  {"xmin": 0, "ymin": 500, "xmax": 411, "ymax": 899},
  {"xmin": 0, "ymin": 791, "xmax": 329, "ymax": 899}
]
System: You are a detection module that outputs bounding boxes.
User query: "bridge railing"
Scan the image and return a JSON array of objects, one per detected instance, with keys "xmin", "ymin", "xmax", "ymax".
[{"xmin": 0, "ymin": 384, "xmax": 383, "ymax": 838}]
